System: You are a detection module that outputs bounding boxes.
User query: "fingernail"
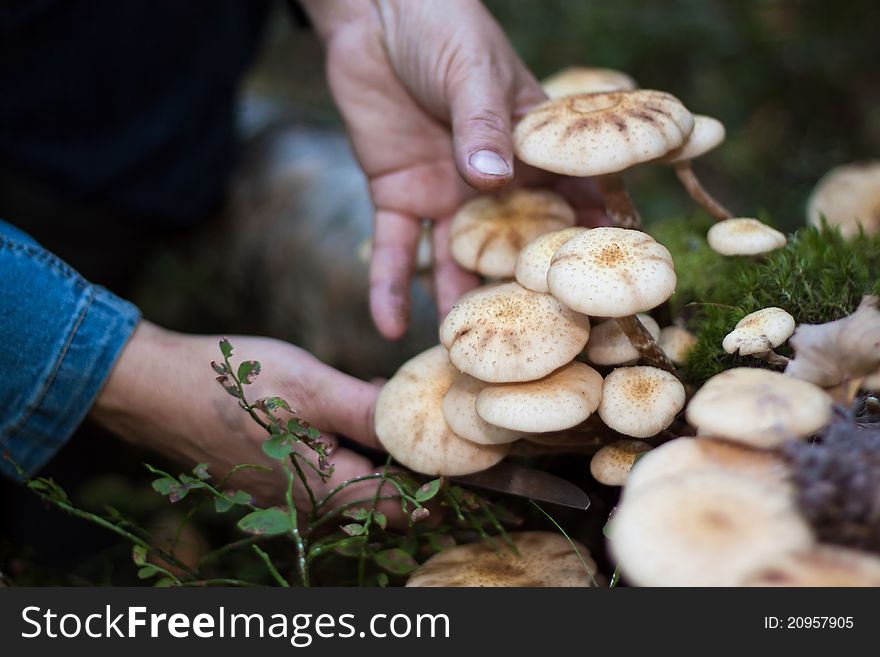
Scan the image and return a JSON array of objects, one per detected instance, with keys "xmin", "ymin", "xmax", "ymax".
[{"xmin": 469, "ymin": 150, "xmax": 511, "ymax": 177}]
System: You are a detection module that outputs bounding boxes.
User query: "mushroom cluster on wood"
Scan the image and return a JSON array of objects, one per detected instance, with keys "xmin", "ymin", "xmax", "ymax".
[
  {"xmin": 598, "ymin": 366, "xmax": 685, "ymax": 438},
  {"xmin": 406, "ymin": 531, "xmax": 600, "ymax": 587}
]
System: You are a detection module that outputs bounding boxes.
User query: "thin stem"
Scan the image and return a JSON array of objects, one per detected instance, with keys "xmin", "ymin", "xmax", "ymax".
[
  {"xmin": 200, "ymin": 535, "xmax": 264, "ymax": 566},
  {"xmin": 253, "ymin": 545, "xmax": 290, "ymax": 587},
  {"xmin": 616, "ymin": 315, "xmax": 677, "ymax": 373},
  {"xmin": 674, "ymin": 162, "xmax": 732, "ymax": 222},
  {"xmin": 284, "ymin": 466, "xmax": 309, "ymax": 587},
  {"xmin": 596, "ymin": 174, "xmax": 642, "ymax": 229},
  {"xmin": 530, "ymin": 500, "xmax": 599, "ymax": 587},
  {"xmin": 609, "ymin": 566, "xmax": 621, "ymax": 588},
  {"xmin": 758, "ymin": 349, "xmax": 790, "ymax": 367}
]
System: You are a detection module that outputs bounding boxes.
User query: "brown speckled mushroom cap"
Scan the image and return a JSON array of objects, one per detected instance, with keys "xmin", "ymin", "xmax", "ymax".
[
  {"xmin": 442, "ymin": 373, "xmax": 523, "ymax": 445},
  {"xmin": 624, "ymin": 436, "xmax": 790, "ymax": 500},
  {"xmin": 439, "ymin": 281, "xmax": 590, "ymax": 383},
  {"xmin": 590, "ymin": 439, "xmax": 652, "ymax": 486},
  {"xmin": 587, "ymin": 314, "xmax": 661, "ymax": 366},
  {"xmin": 406, "ymin": 531, "xmax": 600, "ymax": 587},
  {"xmin": 375, "ymin": 345, "xmax": 510, "ymax": 475},
  {"xmin": 722, "ymin": 307, "xmax": 795, "ymax": 356},
  {"xmin": 513, "ymin": 90, "xmax": 693, "ymax": 177},
  {"xmin": 658, "ymin": 325, "xmax": 698, "ymax": 366},
  {"xmin": 475, "ymin": 361, "xmax": 604, "ymax": 433},
  {"xmin": 548, "ymin": 227, "xmax": 676, "ymax": 317},
  {"xmin": 449, "ymin": 189, "xmax": 576, "ymax": 278},
  {"xmin": 685, "ymin": 368, "xmax": 833, "ymax": 447},
  {"xmin": 742, "ymin": 545, "xmax": 880, "ymax": 587},
  {"xmin": 609, "ymin": 471, "xmax": 815, "ymax": 586},
  {"xmin": 806, "ymin": 160, "xmax": 880, "ymax": 237},
  {"xmin": 542, "ymin": 66, "xmax": 637, "ymax": 98},
  {"xmin": 598, "ymin": 366, "xmax": 685, "ymax": 438},
  {"xmin": 515, "ymin": 226, "xmax": 589, "ymax": 293},
  {"xmin": 707, "ymin": 218, "xmax": 787, "ymax": 256},
  {"xmin": 660, "ymin": 114, "xmax": 725, "ymax": 164}
]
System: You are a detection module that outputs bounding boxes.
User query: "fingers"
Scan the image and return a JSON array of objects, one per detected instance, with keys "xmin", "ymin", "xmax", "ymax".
[
  {"xmin": 369, "ymin": 210, "xmax": 420, "ymax": 340},
  {"xmin": 432, "ymin": 218, "xmax": 480, "ymax": 321},
  {"xmin": 310, "ymin": 365, "xmax": 383, "ymax": 450},
  {"xmin": 448, "ymin": 66, "xmax": 516, "ymax": 191}
]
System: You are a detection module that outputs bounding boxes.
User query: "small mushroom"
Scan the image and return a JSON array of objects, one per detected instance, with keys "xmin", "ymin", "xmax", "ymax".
[
  {"xmin": 406, "ymin": 531, "xmax": 601, "ymax": 587},
  {"xmin": 742, "ymin": 545, "xmax": 880, "ymax": 587},
  {"xmin": 623, "ymin": 436, "xmax": 790, "ymax": 500},
  {"xmin": 609, "ymin": 470, "xmax": 815, "ymax": 586},
  {"xmin": 598, "ymin": 366, "xmax": 686, "ymax": 438},
  {"xmin": 442, "ymin": 374, "xmax": 523, "ymax": 445},
  {"xmin": 685, "ymin": 367, "xmax": 833, "ymax": 447},
  {"xmin": 658, "ymin": 325, "xmax": 697, "ymax": 366},
  {"xmin": 659, "ymin": 115, "xmax": 732, "ymax": 221},
  {"xmin": 439, "ymin": 281, "xmax": 590, "ymax": 383},
  {"xmin": 806, "ymin": 160, "xmax": 880, "ymax": 237},
  {"xmin": 722, "ymin": 307, "xmax": 795, "ymax": 366},
  {"xmin": 449, "ymin": 189, "xmax": 576, "ymax": 277},
  {"xmin": 590, "ymin": 439, "xmax": 652, "ymax": 486},
  {"xmin": 707, "ymin": 218, "xmax": 787, "ymax": 256},
  {"xmin": 514, "ymin": 226, "xmax": 589, "ymax": 293},
  {"xmin": 514, "ymin": 90, "xmax": 694, "ymax": 228},
  {"xmin": 375, "ymin": 345, "xmax": 510, "ymax": 475},
  {"xmin": 548, "ymin": 227, "xmax": 677, "ymax": 370},
  {"xmin": 586, "ymin": 314, "xmax": 661, "ymax": 366},
  {"xmin": 475, "ymin": 361, "xmax": 604, "ymax": 433},
  {"xmin": 541, "ymin": 66, "xmax": 637, "ymax": 98}
]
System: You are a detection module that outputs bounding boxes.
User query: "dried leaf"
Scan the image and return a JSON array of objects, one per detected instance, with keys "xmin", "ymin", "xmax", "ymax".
[{"xmin": 785, "ymin": 296, "xmax": 880, "ymax": 388}]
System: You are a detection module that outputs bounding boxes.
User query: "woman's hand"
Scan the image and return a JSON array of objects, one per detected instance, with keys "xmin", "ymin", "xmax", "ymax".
[{"xmin": 302, "ymin": 0, "xmax": 607, "ymax": 339}]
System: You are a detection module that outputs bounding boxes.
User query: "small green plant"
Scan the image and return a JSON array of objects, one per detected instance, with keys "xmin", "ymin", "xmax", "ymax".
[{"xmin": 8, "ymin": 339, "xmax": 519, "ymax": 587}]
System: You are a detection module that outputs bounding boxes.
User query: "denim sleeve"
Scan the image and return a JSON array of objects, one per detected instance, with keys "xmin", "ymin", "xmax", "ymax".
[{"xmin": 0, "ymin": 219, "xmax": 141, "ymax": 480}]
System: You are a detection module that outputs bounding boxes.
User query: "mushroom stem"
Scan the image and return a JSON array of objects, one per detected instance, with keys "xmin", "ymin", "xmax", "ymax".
[
  {"xmin": 674, "ymin": 162, "xmax": 733, "ymax": 222},
  {"xmin": 757, "ymin": 349, "xmax": 790, "ymax": 368},
  {"xmin": 596, "ymin": 174, "xmax": 642, "ymax": 229},
  {"xmin": 616, "ymin": 315, "xmax": 677, "ymax": 373}
]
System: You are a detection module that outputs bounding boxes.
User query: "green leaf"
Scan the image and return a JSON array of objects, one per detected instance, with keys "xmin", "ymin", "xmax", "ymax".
[
  {"xmin": 219, "ymin": 338, "xmax": 233, "ymax": 359},
  {"xmin": 137, "ymin": 566, "xmax": 158, "ymax": 580},
  {"xmin": 237, "ymin": 360, "xmax": 261, "ymax": 385},
  {"xmin": 132, "ymin": 545, "xmax": 148, "ymax": 566},
  {"xmin": 287, "ymin": 418, "xmax": 308, "ymax": 434},
  {"xmin": 372, "ymin": 511, "xmax": 387, "ymax": 530},
  {"xmin": 261, "ymin": 397, "xmax": 291, "ymax": 413},
  {"xmin": 262, "ymin": 435, "xmax": 294, "ymax": 460},
  {"xmin": 154, "ymin": 577, "xmax": 175, "ymax": 588},
  {"xmin": 343, "ymin": 507, "xmax": 371, "ymax": 521},
  {"xmin": 193, "ymin": 463, "xmax": 211, "ymax": 480},
  {"xmin": 306, "ymin": 426, "xmax": 321, "ymax": 441},
  {"xmin": 341, "ymin": 523, "xmax": 365, "ymax": 537},
  {"xmin": 377, "ymin": 572, "xmax": 389, "ymax": 587},
  {"xmin": 168, "ymin": 483, "xmax": 189, "ymax": 503},
  {"xmin": 210, "ymin": 361, "xmax": 227, "ymax": 375},
  {"xmin": 215, "ymin": 490, "xmax": 253, "ymax": 513},
  {"xmin": 415, "ymin": 478, "xmax": 442, "ymax": 502},
  {"xmin": 331, "ymin": 535, "xmax": 367, "ymax": 557},
  {"xmin": 151, "ymin": 477, "xmax": 175, "ymax": 496},
  {"xmin": 238, "ymin": 509, "xmax": 292, "ymax": 536},
  {"xmin": 373, "ymin": 548, "xmax": 418, "ymax": 575}
]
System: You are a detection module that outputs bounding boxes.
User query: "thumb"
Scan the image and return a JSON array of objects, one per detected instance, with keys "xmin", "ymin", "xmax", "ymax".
[
  {"xmin": 311, "ymin": 365, "xmax": 384, "ymax": 451},
  {"xmin": 449, "ymin": 70, "xmax": 516, "ymax": 191}
]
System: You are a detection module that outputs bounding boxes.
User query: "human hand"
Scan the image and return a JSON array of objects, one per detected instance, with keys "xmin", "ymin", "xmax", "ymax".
[
  {"xmin": 302, "ymin": 0, "xmax": 607, "ymax": 339},
  {"xmin": 89, "ymin": 321, "xmax": 405, "ymax": 521}
]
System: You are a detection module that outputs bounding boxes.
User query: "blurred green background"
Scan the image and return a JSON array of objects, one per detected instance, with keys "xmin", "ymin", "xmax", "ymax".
[{"xmin": 247, "ymin": 0, "xmax": 880, "ymax": 231}]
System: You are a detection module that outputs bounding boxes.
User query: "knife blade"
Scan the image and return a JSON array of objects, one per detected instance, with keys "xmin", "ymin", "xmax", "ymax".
[{"xmin": 450, "ymin": 461, "xmax": 590, "ymax": 510}]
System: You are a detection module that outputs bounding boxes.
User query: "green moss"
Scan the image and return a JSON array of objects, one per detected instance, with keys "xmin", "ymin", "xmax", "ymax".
[{"xmin": 679, "ymin": 223, "xmax": 880, "ymax": 384}]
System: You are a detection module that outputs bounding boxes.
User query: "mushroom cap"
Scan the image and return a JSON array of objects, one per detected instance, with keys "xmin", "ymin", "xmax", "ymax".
[
  {"xmin": 806, "ymin": 160, "xmax": 880, "ymax": 237},
  {"xmin": 375, "ymin": 345, "xmax": 510, "ymax": 475},
  {"xmin": 513, "ymin": 90, "xmax": 694, "ymax": 177},
  {"xmin": 742, "ymin": 545, "xmax": 880, "ymax": 587},
  {"xmin": 515, "ymin": 226, "xmax": 589, "ymax": 293},
  {"xmin": 475, "ymin": 361, "xmax": 604, "ymax": 433},
  {"xmin": 685, "ymin": 367, "xmax": 833, "ymax": 447},
  {"xmin": 590, "ymin": 439, "xmax": 652, "ymax": 486},
  {"xmin": 624, "ymin": 436, "xmax": 790, "ymax": 499},
  {"xmin": 587, "ymin": 314, "xmax": 661, "ymax": 365},
  {"xmin": 406, "ymin": 531, "xmax": 600, "ymax": 587},
  {"xmin": 442, "ymin": 373, "xmax": 523, "ymax": 445},
  {"xmin": 547, "ymin": 227, "xmax": 676, "ymax": 317},
  {"xmin": 660, "ymin": 114, "xmax": 725, "ymax": 164},
  {"xmin": 722, "ymin": 307, "xmax": 796, "ymax": 356},
  {"xmin": 598, "ymin": 366, "xmax": 686, "ymax": 438},
  {"xmin": 439, "ymin": 281, "xmax": 590, "ymax": 383},
  {"xmin": 658, "ymin": 325, "xmax": 698, "ymax": 366},
  {"xmin": 449, "ymin": 189, "xmax": 576, "ymax": 277},
  {"xmin": 707, "ymin": 218, "xmax": 787, "ymax": 256},
  {"xmin": 609, "ymin": 471, "xmax": 815, "ymax": 586},
  {"xmin": 541, "ymin": 66, "xmax": 637, "ymax": 98}
]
